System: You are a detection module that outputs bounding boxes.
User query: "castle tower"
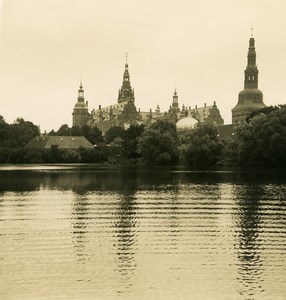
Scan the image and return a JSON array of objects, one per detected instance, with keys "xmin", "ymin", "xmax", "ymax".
[
  {"xmin": 232, "ymin": 34, "xmax": 266, "ymax": 124},
  {"xmin": 72, "ymin": 81, "xmax": 89, "ymax": 127},
  {"xmin": 171, "ymin": 89, "xmax": 180, "ymax": 113},
  {"xmin": 118, "ymin": 54, "xmax": 135, "ymax": 104}
]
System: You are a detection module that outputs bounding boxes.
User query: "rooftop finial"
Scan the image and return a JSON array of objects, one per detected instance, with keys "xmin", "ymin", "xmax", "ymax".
[
  {"xmin": 126, "ymin": 53, "xmax": 128, "ymax": 64},
  {"xmin": 80, "ymin": 74, "xmax": 83, "ymax": 89},
  {"xmin": 251, "ymin": 25, "xmax": 254, "ymax": 37}
]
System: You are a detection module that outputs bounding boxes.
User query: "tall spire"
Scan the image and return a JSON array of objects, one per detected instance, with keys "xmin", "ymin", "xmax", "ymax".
[
  {"xmin": 244, "ymin": 33, "xmax": 258, "ymax": 89},
  {"xmin": 232, "ymin": 34, "xmax": 266, "ymax": 125},
  {"xmin": 118, "ymin": 55, "xmax": 135, "ymax": 104}
]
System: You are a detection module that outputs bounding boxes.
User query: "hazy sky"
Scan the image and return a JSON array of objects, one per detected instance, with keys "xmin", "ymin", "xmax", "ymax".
[{"xmin": 0, "ymin": 0, "xmax": 285, "ymax": 132}]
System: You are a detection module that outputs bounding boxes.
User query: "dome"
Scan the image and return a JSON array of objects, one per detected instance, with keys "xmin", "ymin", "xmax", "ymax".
[
  {"xmin": 238, "ymin": 88, "xmax": 263, "ymax": 97},
  {"xmin": 234, "ymin": 88, "xmax": 266, "ymax": 109},
  {"xmin": 176, "ymin": 116, "xmax": 198, "ymax": 132}
]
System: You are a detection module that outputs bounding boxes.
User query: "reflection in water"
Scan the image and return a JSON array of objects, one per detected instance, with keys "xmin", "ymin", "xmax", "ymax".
[
  {"xmin": 72, "ymin": 193, "xmax": 89, "ymax": 262},
  {"xmin": 166, "ymin": 186, "xmax": 180, "ymax": 252},
  {"xmin": 113, "ymin": 175, "xmax": 138, "ymax": 294},
  {"xmin": 0, "ymin": 166, "xmax": 285, "ymax": 299},
  {"xmin": 233, "ymin": 185, "xmax": 265, "ymax": 298}
]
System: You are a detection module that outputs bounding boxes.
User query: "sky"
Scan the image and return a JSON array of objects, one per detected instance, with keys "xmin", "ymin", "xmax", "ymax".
[{"xmin": 0, "ymin": 0, "xmax": 285, "ymax": 132}]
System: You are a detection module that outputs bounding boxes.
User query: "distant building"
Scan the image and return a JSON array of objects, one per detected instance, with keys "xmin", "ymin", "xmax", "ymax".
[
  {"xmin": 25, "ymin": 136, "xmax": 93, "ymax": 149},
  {"xmin": 168, "ymin": 90, "xmax": 224, "ymax": 125},
  {"xmin": 189, "ymin": 102, "xmax": 224, "ymax": 125},
  {"xmin": 71, "ymin": 59, "xmax": 224, "ymax": 133},
  {"xmin": 232, "ymin": 35, "xmax": 266, "ymax": 124},
  {"xmin": 72, "ymin": 82, "xmax": 89, "ymax": 127},
  {"xmin": 89, "ymin": 62, "xmax": 139, "ymax": 133}
]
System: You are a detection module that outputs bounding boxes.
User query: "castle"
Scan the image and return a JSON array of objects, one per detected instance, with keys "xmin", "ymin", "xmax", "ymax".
[{"xmin": 72, "ymin": 35, "xmax": 266, "ymax": 133}]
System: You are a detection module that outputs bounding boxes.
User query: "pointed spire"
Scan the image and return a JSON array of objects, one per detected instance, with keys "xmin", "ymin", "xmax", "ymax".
[
  {"xmin": 78, "ymin": 80, "xmax": 84, "ymax": 100},
  {"xmin": 251, "ymin": 25, "xmax": 254, "ymax": 37},
  {"xmin": 244, "ymin": 34, "xmax": 258, "ymax": 89},
  {"xmin": 118, "ymin": 55, "xmax": 135, "ymax": 104}
]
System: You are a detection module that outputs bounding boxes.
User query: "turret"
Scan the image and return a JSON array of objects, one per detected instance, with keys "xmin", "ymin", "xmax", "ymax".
[
  {"xmin": 72, "ymin": 81, "xmax": 89, "ymax": 127},
  {"xmin": 171, "ymin": 88, "xmax": 180, "ymax": 113},
  {"xmin": 232, "ymin": 31, "xmax": 266, "ymax": 125},
  {"xmin": 118, "ymin": 54, "xmax": 135, "ymax": 103}
]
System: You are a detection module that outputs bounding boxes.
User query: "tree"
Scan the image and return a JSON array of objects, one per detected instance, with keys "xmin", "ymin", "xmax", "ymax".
[
  {"xmin": 138, "ymin": 119, "xmax": 180, "ymax": 165},
  {"xmin": 82, "ymin": 125, "xmax": 104, "ymax": 145},
  {"xmin": 104, "ymin": 126, "xmax": 126, "ymax": 144},
  {"xmin": 8, "ymin": 118, "xmax": 40, "ymax": 148},
  {"xmin": 56, "ymin": 124, "xmax": 71, "ymax": 136},
  {"xmin": 0, "ymin": 115, "xmax": 6, "ymax": 125},
  {"xmin": 0, "ymin": 116, "xmax": 9, "ymax": 147},
  {"xmin": 122, "ymin": 124, "xmax": 145, "ymax": 159},
  {"xmin": 180, "ymin": 123, "xmax": 224, "ymax": 166},
  {"xmin": 71, "ymin": 125, "xmax": 104, "ymax": 145},
  {"xmin": 246, "ymin": 104, "xmax": 286, "ymax": 122},
  {"xmin": 234, "ymin": 107, "xmax": 286, "ymax": 166}
]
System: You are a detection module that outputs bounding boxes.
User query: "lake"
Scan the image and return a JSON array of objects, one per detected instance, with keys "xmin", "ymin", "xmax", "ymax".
[{"xmin": 0, "ymin": 165, "xmax": 285, "ymax": 299}]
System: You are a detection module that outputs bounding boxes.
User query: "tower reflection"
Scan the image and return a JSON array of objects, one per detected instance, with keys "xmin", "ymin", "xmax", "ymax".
[
  {"xmin": 112, "ymin": 171, "xmax": 139, "ymax": 294},
  {"xmin": 71, "ymin": 192, "xmax": 89, "ymax": 262},
  {"xmin": 233, "ymin": 184, "xmax": 265, "ymax": 298}
]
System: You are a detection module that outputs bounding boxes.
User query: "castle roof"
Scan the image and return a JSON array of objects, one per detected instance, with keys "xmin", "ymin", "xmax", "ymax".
[{"xmin": 25, "ymin": 136, "xmax": 93, "ymax": 149}]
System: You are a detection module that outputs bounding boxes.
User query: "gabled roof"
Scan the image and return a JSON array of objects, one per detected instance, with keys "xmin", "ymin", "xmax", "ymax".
[{"xmin": 25, "ymin": 136, "xmax": 93, "ymax": 149}]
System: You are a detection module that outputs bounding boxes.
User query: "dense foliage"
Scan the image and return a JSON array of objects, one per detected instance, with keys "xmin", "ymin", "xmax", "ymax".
[
  {"xmin": 1, "ymin": 106, "xmax": 286, "ymax": 166},
  {"xmin": 232, "ymin": 107, "xmax": 286, "ymax": 166},
  {"xmin": 0, "ymin": 117, "xmax": 40, "ymax": 148},
  {"xmin": 180, "ymin": 123, "xmax": 224, "ymax": 166},
  {"xmin": 138, "ymin": 119, "xmax": 180, "ymax": 165}
]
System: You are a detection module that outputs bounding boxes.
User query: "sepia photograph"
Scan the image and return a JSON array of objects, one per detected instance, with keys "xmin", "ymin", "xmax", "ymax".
[{"xmin": 0, "ymin": 0, "xmax": 285, "ymax": 299}]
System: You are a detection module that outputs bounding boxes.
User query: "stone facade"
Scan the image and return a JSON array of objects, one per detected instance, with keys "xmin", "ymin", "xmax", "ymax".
[{"xmin": 232, "ymin": 36, "xmax": 266, "ymax": 124}]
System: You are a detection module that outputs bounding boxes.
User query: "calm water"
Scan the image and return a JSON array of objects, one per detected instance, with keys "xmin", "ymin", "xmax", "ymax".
[{"xmin": 0, "ymin": 165, "xmax": 285, "ymax": 300}]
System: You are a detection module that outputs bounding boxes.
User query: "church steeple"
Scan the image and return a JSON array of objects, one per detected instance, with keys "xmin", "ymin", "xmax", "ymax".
[
  {"xmin": 244, "ymin": 36, "xmax": 258, "ymax": 89},
  {"xmin": 118, "ymin": 54, "xmax": 135, "ymax": 104},
  {"xmin": 232, "ymin": 33, "xmax": 266, "ymax": 125}
]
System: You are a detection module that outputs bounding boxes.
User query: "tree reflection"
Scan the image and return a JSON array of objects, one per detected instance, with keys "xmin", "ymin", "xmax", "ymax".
[
  {"xmin": 71, "ymin": 192, "xmax": 89, "ymax": 262},
  {"xmin": 112, "ymin": 171, "xmax": 139, "ymax": 294},
  {"xmin": 233, "ymin": 185, "xmax": 265, "ymax": 298}
]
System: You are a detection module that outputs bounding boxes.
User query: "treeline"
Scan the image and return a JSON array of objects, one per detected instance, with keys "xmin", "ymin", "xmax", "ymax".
[{"xmin": 1, "ymin": 105, "xmax": 286, "ymax": 166}]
